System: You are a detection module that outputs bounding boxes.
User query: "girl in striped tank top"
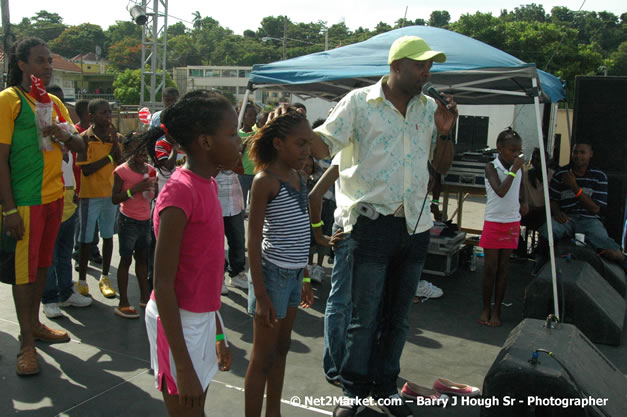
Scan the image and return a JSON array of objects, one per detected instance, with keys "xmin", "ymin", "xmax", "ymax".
[{"xmin": 244, "ymin": 109, "xmax": 315, "ymax": 417}]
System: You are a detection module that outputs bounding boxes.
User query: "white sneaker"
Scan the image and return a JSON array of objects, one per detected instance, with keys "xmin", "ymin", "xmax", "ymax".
[
  {"xmin": 310, "ymin": 265, "xmax": 325, "ymax": 283},
  {"xmin": 415, "ymin": 280, "xmax": 443, "ymax": 299},
  {"xmin": 228, "ymin": 271, "xmax": 248, "ymax": 289},
  {"xmin": 221, "ymin": 277, "xmax": 229, "ymax": 295},
  {"xmin": 43, "ymin": 303, "xmax": 64, "ymax": 319},
  {"xmin": 59, "ymin": 291, "xmax": 93, "ymax": 308}
]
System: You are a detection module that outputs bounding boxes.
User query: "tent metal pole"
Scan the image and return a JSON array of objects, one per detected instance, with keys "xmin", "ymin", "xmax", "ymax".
[
  {"xmin": 533, "ymin": 77, "xmax": 560, "ymax": 321},
  {"xmin": 238, "ymin": 84, "xmax": 253, "ymax": 129},
  {"xmin": 564, "ymin": 100, "xmax": 573, "ymax": 153}
]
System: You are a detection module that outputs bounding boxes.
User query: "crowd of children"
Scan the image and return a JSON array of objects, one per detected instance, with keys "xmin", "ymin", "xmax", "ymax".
[{"xmin": 5, "ymin": 35, "xmax": 625, "ymax": 417}]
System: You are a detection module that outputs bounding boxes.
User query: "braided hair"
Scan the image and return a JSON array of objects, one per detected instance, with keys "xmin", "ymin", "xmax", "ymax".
[
  {"xmin": 247, "ymin": 108, "xmax": 308, "ymax": 173},
  {"xmin": 7, "ymin": 37, "xmax": 48, "ymax": 87},
  {"xmin": 125, "ymin": 90, "xmax": 233, "ymax": 169},
  {"xmin": 496, "ymin": 127, "xmax": 522, "ymax": 147}
]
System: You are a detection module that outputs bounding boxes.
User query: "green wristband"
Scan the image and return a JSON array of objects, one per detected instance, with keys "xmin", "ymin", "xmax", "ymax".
[
  {"xmin": 216, "ymin": 333, "xmax": 225, "ymax": 342},
  {"xmin": 127, "ymin": 189, "xmax": 134, "ymax": 199},
  {"xmin": 311, "ymin": 220, "xmax": 324, "ymax": 228},
  {"xmin": 508, "ymin": 171, "xmax": 517, "ymax": 178},
  {"xmin": 107, "ymin": 154, "xmax": 114, "ymax": 164},
  {"xmin": 303, "ymin": 277, "xmax": 311, "ymax": 283}
]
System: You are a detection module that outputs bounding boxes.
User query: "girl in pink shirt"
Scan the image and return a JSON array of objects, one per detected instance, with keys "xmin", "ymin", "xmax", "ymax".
[
  {"xmin": 111, "ymin": 134, "xmax": 158, "ymax": 319},
  {"xmin": 129, "ymin": 92, "xmax": 240, "ymax": 416}
]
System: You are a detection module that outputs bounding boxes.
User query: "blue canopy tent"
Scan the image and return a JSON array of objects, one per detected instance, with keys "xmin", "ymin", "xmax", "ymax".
[
  {"xmin": 246, "ymin": 25, "xmax": 565, "ymax": 105},
  {"xmin": 244, "ymin": 25, "xmax": 566, "ymax": 321}
]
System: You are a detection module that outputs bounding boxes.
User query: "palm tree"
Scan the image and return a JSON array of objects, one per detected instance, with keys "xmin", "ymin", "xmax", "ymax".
[{"xmin": 192, "ymin": 11, "xmax": 202, "ymax": 30}]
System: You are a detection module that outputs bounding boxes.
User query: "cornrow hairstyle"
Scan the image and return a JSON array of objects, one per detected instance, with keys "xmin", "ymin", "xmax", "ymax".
[
  {"xmin": 7, "ymin": 37, "xmax": 48, "ymax": 87},
  {"xmin": 88, "ymin": 98, "xmax": 109, "ymax": 114},
  {"xmin": 247, "ymin": 108, "xmax": 308, "ymax": 173},
  {"xmin": 496, "ymin": 127, "xmax": 522, "ymax": 147},
  {"xmin": 124, "ymin": 91, "xmax": 233, "ymax": 171}
]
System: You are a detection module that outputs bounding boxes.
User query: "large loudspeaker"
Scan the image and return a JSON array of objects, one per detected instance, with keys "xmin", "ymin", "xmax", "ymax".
[
  {"xmin": 572, "ymin": 76, "xmax": 627, "ymax": 243},
  {"xmin": 572, "ymin": 76, "xmax": 627, "ymax": 174},
  {"xmin": 553, "ymin": 242, "xmax": 626, "ymax": 297},
  {"xmin": 523, "ymin": 259, "xmax": 625, "ymax": 345},
  {"xmin": 481, "ymin": 319, "xmax": 627, "ymax": 417}
]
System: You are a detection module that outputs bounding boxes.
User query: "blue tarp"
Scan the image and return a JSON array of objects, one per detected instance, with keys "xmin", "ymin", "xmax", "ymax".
[{"xmin": 250, "ymin": 26, "xmax": 566, "ymax": 104}]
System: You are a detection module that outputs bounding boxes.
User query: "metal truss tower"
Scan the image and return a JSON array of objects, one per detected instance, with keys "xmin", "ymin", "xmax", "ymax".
[{"xmin": 139, "ymin": 0, "xmax": 168, "ymax": 110}]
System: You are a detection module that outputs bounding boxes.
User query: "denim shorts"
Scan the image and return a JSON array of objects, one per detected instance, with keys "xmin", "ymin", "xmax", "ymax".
[
  {"xmin": 117, "ymin": 213, "xmax": 151, "ymax": 258},
  {"xmin": 79, "ymin": 197, "xmax": 117, "ymax": 242},
  {"xmin": 248, "ymin": 259, "xmax": 303, "ymax": 319}
]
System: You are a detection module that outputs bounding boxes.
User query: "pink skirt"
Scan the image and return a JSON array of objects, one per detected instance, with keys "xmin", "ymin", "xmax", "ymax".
[{"xmin": 479, "ymin": 220, "xmax": 520, "ymax": 249}]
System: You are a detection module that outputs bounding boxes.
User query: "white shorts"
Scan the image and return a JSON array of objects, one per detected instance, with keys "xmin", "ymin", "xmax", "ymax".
[{"xmin": 145, "ymin": 299, "xmax": 218, "ymax": 395}]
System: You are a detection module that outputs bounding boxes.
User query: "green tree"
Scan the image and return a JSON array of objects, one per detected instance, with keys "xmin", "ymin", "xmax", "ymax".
[
  {"xmin": 29, "ymin": 10, "xmax": 67, "ymax": 41},
  {"xmin": 50, "ymin": 24, "xmax": 107, "ymax": 58},
  {"xmin": 167, "ymin": 22, "xmax": 187, "ymax": 38},
  {"xmin": 105, "ymin": 21, "xmax": 142, "ymax": 44},
  {"xmin": 501, "ymin": 4, "xmax": 548, "ymax": 22},
  {"xmin": 608, "ymin": 41, "xmax": 627, "ymax": 75},
  {"xmin": 167, "ymin": 34, "xmax": 202, "ymax": 67},
  {"xmin": 449, "ymin": 12, "xmax": 505, "ymax": 50},
  {"xmin": 429, "ymin": 11, "xmax": 451, "ymax": 28},
  {"xmin": 108, "ymin": 37, "xmax": 142, "ymax": 71},
  {"xmin": 113, "ymin": 68, "xmax": 177, "ymax": 105}
]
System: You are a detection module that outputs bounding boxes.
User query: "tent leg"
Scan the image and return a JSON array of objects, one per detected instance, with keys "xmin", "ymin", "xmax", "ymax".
[
  {"xmin": 533, "ymin": 78, "xmax": 560, "ymax": 321},
  {"xmin": 237, "ymin": 89, "xmax": 252, "ymax": 129}
]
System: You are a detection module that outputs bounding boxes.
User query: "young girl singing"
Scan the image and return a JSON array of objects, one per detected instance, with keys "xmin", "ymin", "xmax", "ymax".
[
  {"xmin": 479, "ymin": 128, "xmax": 528, "ymax": 327},
  {"xmin": 245, "ymin": 109, "xmax": 314, "ymax": 417}
]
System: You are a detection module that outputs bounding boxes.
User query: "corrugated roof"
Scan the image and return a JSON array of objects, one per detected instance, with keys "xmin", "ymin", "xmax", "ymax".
[{"xmin": 51, "ymin": 53, "xmax": 81, "ymax": 73}]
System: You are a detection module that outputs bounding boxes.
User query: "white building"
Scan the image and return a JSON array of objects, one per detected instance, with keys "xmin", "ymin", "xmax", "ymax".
[{"xmin": 174, "ymin": 65, "xmax": 292, "ymax": 106}]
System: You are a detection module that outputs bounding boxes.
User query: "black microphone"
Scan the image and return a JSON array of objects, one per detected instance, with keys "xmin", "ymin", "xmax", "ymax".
[{"xmin": 422, "ymin": 82, "xmax": 455, "ymax": 114}]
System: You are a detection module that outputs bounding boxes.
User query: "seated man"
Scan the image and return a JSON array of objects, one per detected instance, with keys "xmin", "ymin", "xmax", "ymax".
[{"xmin": 540, "ymin": 142, "xmax": 623, "ymax": 263}]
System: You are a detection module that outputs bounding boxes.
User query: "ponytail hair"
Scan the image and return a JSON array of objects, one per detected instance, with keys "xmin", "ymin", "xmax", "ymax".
[
  {"xmin": 125, "ymin": 90, "xmax": 233, "ymax": 170},
  {"xmin": 248, "ymin": 108, "xmax": 308, "ymax": 173},
  {"xmin": 496, "ymin": 127, "xmax": 522, "ymax": 147},
  {"xmin": 8, "ymin": 37, "xmax": 47, "ymax": 87}
]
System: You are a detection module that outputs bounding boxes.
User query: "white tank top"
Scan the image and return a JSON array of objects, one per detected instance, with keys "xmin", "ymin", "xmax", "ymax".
[{"xmin": 484, "ymin": 157, "xmax": 522, "ymax": 223}]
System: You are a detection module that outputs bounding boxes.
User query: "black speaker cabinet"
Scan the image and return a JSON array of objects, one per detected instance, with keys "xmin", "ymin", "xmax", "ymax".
[
  {"xmin": 605, "ymin": 173, "xmax": 627, "ymax": 245},
  {"xmin": 482, "ymin": 319, "xmax": 627, "ymax": 417},
  {"xmin": 523, "ymin": 259, "xmax": 625, "ymax": 345},
  {"xmin": 553, "ymin": 242, "xmax": 626, "ymax": 297},
  {"xmin": 572, "ymin": 76, "xmax": 627, "ymax": 174}
]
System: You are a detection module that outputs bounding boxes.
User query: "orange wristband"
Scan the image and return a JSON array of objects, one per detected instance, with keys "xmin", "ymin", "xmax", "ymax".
[{"xmin": 575, "ymin": 188, "xmax": 583, "ymax": 197}]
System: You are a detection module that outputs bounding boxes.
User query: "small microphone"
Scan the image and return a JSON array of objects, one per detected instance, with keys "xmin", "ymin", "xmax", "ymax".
[{"xmin": 422, "ymin": 82, "xmax": 455, "ymax": 114}]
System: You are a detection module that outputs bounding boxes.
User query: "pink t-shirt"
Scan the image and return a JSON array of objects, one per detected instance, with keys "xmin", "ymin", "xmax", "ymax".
[
  {"xmin": 152, "ymin": 168, "xmax": 224, "ymax": 313},
  {"xmin": 114, "ymin": 163, "xmax": 156, "ymax": 221}
]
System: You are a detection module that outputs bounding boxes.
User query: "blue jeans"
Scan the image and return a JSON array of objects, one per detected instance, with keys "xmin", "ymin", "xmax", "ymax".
[
  {"xmin": 539, "ymin": 214, "xmax": 619, "ymax": 250},
  {"xmin": 224, "ymin": 212, "xmax": 246, "ymax": 277},
  {"xmin": 323, "ymin": 227, "xmax": 356, "ymax": 381},
  {"xmin": 340, "ymin": 215, "xmax": 430, "ymax": 398},
  {"xmin": 43, "ymin": 212, "xmax": 77, "ymax": 304}
]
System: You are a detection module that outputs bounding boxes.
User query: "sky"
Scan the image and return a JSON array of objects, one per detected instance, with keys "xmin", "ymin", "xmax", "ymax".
[{"xmin": 6, "ymin": 1, "xmax": 625, "ymax": 35}]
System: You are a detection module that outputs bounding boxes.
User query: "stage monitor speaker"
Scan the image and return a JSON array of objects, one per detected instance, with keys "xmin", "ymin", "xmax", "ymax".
[
  {"xmin": 523, "ymin": 259, "xmax": 625, "ymax": 345},
  {"xmin": 553, "ymin": 242, "xmax": 626, "ymax": 297},
  {"xmin": 572, "ymin": 76, "xmax": 627, "ymax": 175},
  {"xmin": 481, "ymin": 319, "xmax": 627, "ymax": 417}
]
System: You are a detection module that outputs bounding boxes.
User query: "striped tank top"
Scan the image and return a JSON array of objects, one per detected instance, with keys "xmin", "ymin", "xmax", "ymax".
[{"xmin": 261, "ymin": 172, "xmax": 311, "ymax": 268}]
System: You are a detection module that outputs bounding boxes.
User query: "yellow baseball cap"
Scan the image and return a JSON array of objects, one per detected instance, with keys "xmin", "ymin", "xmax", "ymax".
[{"xmin": 388, "ymin": 36, "xmax": 446, "ymax": 64}]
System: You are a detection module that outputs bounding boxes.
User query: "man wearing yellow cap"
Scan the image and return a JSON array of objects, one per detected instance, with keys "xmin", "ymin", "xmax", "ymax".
[{"xmin": 309, "ymin": 36, "xmax": 458, "ymax": 416}]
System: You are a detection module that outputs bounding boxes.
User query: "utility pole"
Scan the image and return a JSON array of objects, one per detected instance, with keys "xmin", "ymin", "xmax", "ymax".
[
  {"xmin": 1, "ymin": 0, "xmax": 14, "ymax": 88},
  {"xmin": 139, "ymin": 0, "xmax": 168, "ymax": 110}
]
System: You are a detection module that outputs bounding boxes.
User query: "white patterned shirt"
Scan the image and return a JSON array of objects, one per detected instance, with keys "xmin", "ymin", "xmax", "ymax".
[
  {"xmin": 215, "ymin": 170, "xmax": 244, "ymax": 217},
  {"xmin": 315, "ymin": 76, "xmax": 438, "ymax": 234}
]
